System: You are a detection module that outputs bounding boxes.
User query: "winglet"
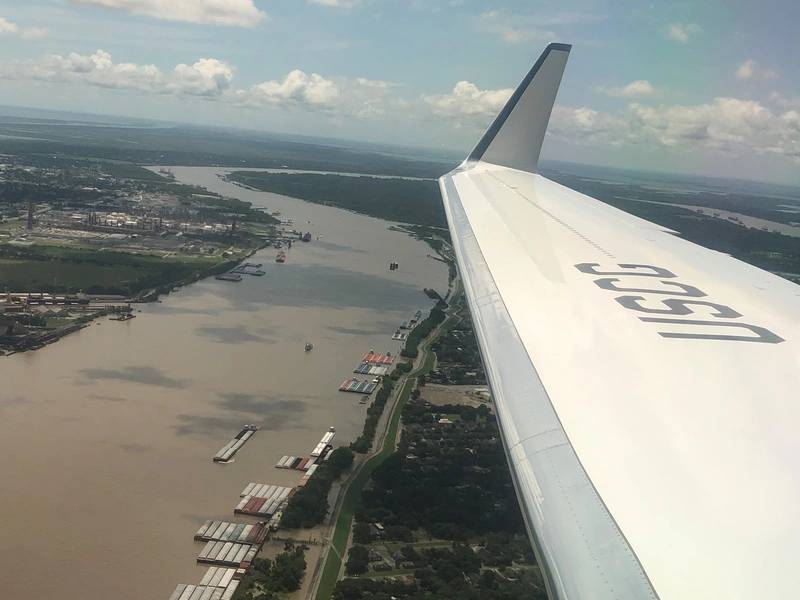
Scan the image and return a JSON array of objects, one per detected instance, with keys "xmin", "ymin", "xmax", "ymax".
[{"xmin": 467, "ymin": 43, "xmax": 571, "ymax": 173}]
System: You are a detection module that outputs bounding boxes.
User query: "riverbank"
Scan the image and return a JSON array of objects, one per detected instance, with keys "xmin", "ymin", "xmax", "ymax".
[
  {"xmin": 0, "ymin": 165, "xmax": 449, "ymax": 600},
  {"xmin": 308, "ymin": 276, "xmax": 461, "ymax": 600}
]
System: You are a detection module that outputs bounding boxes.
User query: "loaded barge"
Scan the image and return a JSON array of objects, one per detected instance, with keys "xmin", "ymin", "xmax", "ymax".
[
  {"xmin": 197, "ymin": 541, "xmax": 258, "ymax": 567},
  {"xmin": 339, "ymin": 378, "xmax": 377, "ymax": 394},
  {"xmin": 194, "ymin": 521, "xmax": 269, "ymax": 545},
  {"xmin": 311, "ymin": 427, "xmax": 336, "ymax": 458},
  {"xmin": 234, "ymin": 484, "xmax": 293, "ymax": 517},
  {"xmin": 213, "ymin": 424, "xmax": 258, "ymax": 463}
]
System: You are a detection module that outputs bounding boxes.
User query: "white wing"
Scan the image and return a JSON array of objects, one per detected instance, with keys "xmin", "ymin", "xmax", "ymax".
[{"xmin": 440, "ymin": 43, "xmax": 800, "ymax": 600}]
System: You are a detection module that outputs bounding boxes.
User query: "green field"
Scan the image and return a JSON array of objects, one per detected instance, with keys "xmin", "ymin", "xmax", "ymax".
[{"xmin": 0, "ymin": 245, "xmax": 222, "ymax": 295}]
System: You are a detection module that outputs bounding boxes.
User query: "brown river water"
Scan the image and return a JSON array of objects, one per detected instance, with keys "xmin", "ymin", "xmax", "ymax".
[{"xmin": 1, "ymin": 167, "xmax": 448, "ymax": 599}]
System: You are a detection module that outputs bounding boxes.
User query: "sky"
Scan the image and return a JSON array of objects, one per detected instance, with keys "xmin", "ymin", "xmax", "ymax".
[{"xmin": 0, "ymin": 0, "xmax": 798, "ymax": 184}]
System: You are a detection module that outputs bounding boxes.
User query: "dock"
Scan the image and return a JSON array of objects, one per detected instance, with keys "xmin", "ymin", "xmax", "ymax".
[
  {"xmin": 234, "ymin": 484, "xmax": 292, "ymax": 517},
  {"xmin": 169, "ymin": 568, "xmax": 240, "ymax": 600},
  {"xmin": 194, "ymin": 521, "xmax": 269, "ymax": 545},
  {"xmin": 339, "ymin": 378, "xmax": 377, "ymax": 394},
  {"xmin": 197, "ymin": 541, "xmax": 258, "ymax": 567},
  {"xmin": 213, "ymin": 424, "xmax": 258, "ymax": 463}
]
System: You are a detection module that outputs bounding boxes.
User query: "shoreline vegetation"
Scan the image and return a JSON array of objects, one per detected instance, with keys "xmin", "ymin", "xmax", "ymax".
[{"xmin": 225, "ymin": 171, "xmax": 447, "ymax": 228}]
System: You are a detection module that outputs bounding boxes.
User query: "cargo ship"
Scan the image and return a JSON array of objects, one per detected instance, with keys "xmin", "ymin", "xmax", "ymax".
[{"xmin": 275, "ymin": 250, "xmax": 286, "ymax": 263}]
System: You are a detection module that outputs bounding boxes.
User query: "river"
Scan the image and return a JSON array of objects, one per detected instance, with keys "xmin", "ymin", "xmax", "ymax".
[{"xmin": 0, "ymin": 166, "xmax": 448, "ymax": 599}]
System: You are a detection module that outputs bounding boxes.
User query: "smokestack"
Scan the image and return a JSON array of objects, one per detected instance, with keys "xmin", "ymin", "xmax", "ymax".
[{"xmin": 26, "ymin": 197, "xmax": 33, "ymax": 230}]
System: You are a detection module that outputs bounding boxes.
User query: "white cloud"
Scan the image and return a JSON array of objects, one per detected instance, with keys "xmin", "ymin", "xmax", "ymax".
[
  {"xmin": 666, "ymin": 22, "xmax": 701, "ymax": 43},
  {"xmin": 69, "ymin": 0, "xmax": 265, "ymax": 27},
  {"xmin": 477, "ymin": 10, "xmax": 555, "ymax": 44},
  {"xmin": 0, "ymin": 48, "xmax": 395, "ymax": 118},
  {"xmin": 307, "ymin": 0, "xmax": 360, "ymax": 7},
  {"xmin": 550, "ymin": 98, "xmax": 800, "ymax": 160},
  {"xmin": 0, "ymin": 50, "xmax": 233, "ymax": 97},
  {"xmin": 171, "ymin": 58, "xmax": 234, "ymax": 96},
  {"xmin": 234, "ymin": 71, "xmax": 397, "ymax": 117},
  {"xmin": 424, "ymin": 81, "xmax": 513, "ymax": 121},
  {"xmin": 735, "ymin": 59, "xmax": 777, "ymax": 81},
  {"xmin": 240, "ymin": 70, "xmax": 341, "ymax": 107},
  {"xmin": 596, "ymin": 80, "xmax": 656, "ymax": 98},
  {"xmin": 769, "ymin": 92, "xmax": 800, "ymax": 110},
  {"xmin": 0, "ymin": 16, "xmax": 48, "ymax": 39}
]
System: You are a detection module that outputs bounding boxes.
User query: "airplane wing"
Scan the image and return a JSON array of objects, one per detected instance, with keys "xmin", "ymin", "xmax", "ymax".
[{"xmin": 439, "ymin": 43, "xmax": 800, "ymax": 600}]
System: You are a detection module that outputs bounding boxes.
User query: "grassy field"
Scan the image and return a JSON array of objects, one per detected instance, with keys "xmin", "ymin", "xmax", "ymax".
[{"xmin": 0, "ymin": 245, "xmax": 220, "ymax": 294}]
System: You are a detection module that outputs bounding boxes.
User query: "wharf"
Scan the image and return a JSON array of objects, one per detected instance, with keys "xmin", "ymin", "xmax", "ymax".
[
  {"xmin": 197, "ymin": 541, "xmax": 258, "ymax": 567},
  {"xmin": 339, "ymin": 378, "xmax": 377, "ymax": 394},
  {"xmin": 213, "ymin": 425, "xmax": 258, "ymax": 463},
  {"xmin": 194, "ymin": 520, "xmax": 269, "ymax": 545}
]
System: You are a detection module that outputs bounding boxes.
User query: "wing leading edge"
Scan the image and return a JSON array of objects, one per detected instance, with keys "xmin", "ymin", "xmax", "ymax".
[{"xmin": 440, "ymin": 43, "xmax": 800, "ymax": 600}]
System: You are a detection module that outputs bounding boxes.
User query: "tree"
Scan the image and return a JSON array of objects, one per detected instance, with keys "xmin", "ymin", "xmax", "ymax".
[
  {"xmin": 353, "ymin": 522, "xmax": 373, "ymax": 544},
  {"xmin": 327, "ymin": 447, "xmax": 355, "ymax": 471},
  {"xmin": 346, "ymin": 545, "xmax": 370, "ymax": 575},
  {"xmin": 385, "ymin": 524, "xmax": 413, "ymax": 542}
]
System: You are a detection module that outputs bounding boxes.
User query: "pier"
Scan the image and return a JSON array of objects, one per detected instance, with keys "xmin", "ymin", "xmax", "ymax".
[{"xmin": 213, "ymin": 424, "xmax": 258, "ymax": 463}]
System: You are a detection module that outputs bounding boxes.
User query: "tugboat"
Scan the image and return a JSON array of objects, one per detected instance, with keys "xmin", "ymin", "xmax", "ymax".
[
  {"xmin": 304, "ymin": 342, "xmax": 314, "ymax": 352},
  {"xmin": 275, "ymin": 250, "xmax": 287, "ymax": 263}
]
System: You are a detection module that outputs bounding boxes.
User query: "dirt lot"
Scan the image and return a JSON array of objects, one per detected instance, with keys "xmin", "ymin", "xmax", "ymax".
[{"xmin": 420, "ymin": 384, "xmax": 492, "ymax": 411}]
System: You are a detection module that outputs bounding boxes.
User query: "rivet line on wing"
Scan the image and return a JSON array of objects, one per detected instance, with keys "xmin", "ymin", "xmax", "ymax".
[{"xmin": 490, "ymin": 172, "xmax": 616, "ymax": 259}]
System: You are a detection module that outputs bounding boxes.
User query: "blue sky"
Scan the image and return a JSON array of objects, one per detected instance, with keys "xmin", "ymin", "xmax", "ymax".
[{"xmin": 0, "ymin": 0, "xmax": 798, "ymax": 183}]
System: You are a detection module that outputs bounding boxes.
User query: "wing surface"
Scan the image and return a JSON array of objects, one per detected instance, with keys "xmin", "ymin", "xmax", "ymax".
[{"xmin": 440, "ymin": 43, "xmax": 800, "ymax": 600}]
